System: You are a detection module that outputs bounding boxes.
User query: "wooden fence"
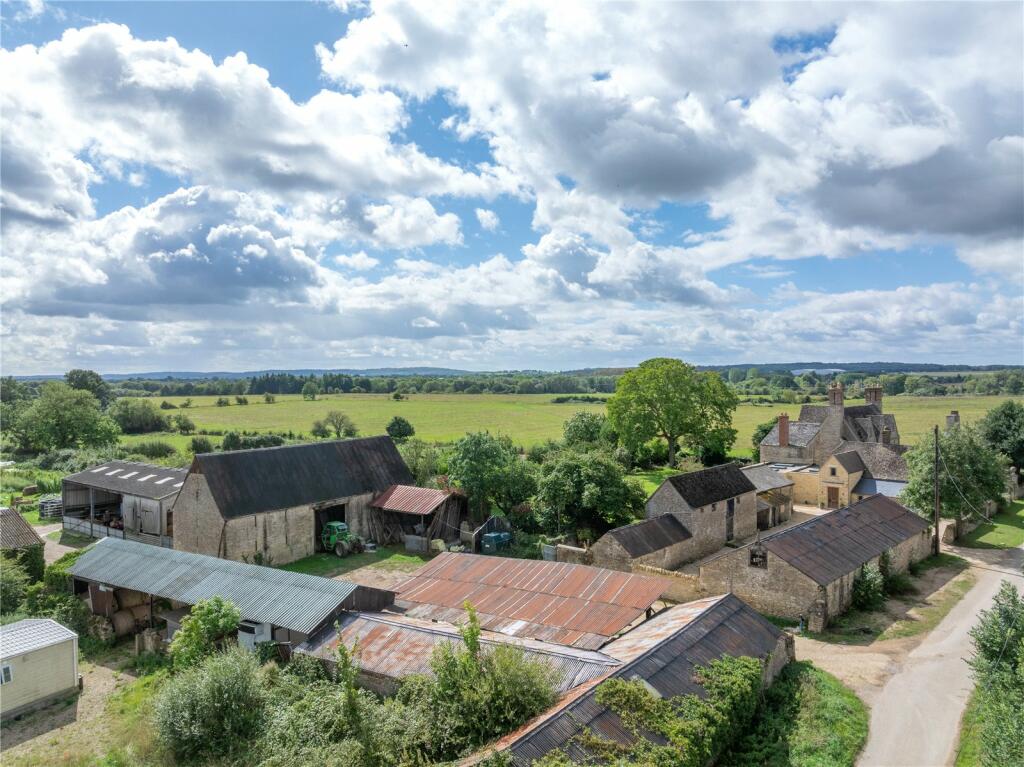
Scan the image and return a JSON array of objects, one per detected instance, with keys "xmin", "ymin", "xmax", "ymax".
[{"xmin": 62, "ymin": 515, "xmax": 173, "ymax": 548}]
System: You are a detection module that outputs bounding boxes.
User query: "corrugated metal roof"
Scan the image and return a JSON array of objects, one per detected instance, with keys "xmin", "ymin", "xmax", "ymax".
[
  {"xmin": 371, "ymin": 485, "xmax": 449, "ymax": 515},
  {"xmin": 740, "ymin": 463, "xmax": 794, "ymax": 492},
  {"xmin": 501, "ymin": 594, "xmax": 783, "ymax": 765},
  {"xmin": 64, "ymin": 460, "xmax": 187, "ymax": 500},
  {"xmin": 763, "ymin": 494, "xmax": 929, "ymax": 585},
  {"xmin": 297, "ymin": 612, "xmax": 621, "ymax": 693},
  {"xmin": 69, "ymin": 537, "xmax": 360, "ymax": 634},
  {"xmin": 0, "ymin": 619, "xmax": 77, "ymax": 659},
  {"xmin": 193, "ymin": 437, "xmax": 412, "ymax": 519},
  {"xmin": 394, "ymin": 553, "xmax": 671, "ymax": 650},
  {"xmin": 602, "ymin": 515, "xmax": 691, "ymax": 558},
  {"xmin": 664, "ymin": 463, "xmax": 756, "ymax": 508},
  {"xmin": 853, "ymin": 476, "xmax": 908, "ymax": 498},
  {"xmin": 0, "ymin": 507, "xmax": 44, "ymax": 550}
]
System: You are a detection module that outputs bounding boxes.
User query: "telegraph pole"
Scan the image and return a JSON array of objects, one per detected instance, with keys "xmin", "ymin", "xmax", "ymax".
[{"xmin": 933, "ymin": 424, "xmax": 941, "ymax": 556}]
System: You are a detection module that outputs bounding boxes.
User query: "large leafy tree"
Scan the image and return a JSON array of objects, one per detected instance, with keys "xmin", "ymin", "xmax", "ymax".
[
  {"xmin": 65, "ymin": 369, "xmax": 113, "ymax": 408},
  {"xmin": 751, "ymin": 417, "xmax": 779, "ymax": 456},
  {"xmin": 979, "ymin": 400, "xmax": 1024, "ymax": 479},
  {"xmin": 902, "ymin": 423, "xmax": 1008, "ymax": 520},
  {"xmin": 534, "ymin": 450, "xmax": 645, "ymax": 538},
  {"xmin": 448, "ymin": 432, "xmax": 532, "ymax": 520},
  {"xmin": 562, "ymin": 411, "xmax": 607, "ymax": 448},
  {"xmin": 15, "ymin": 381, "xmax": 120, "ymax": 452},
  {"xmin": 607, "ymin": 358, "xmax": 737, "ymax": 466},
  {"xmin": 323, "ymin": 410, "xmax": 358, "ymax": 438},
  {"xmin": 108, "ymin": 397, "xmax": 169, "ymax": 433}
]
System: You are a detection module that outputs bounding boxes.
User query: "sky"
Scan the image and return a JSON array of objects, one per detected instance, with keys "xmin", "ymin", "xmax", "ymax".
[{"xmin": 1, "ymin": 0, "xmax": 1022, "ymax": 375}]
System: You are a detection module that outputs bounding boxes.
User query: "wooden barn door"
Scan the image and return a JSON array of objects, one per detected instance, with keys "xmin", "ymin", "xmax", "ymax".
[
  {"xmin": 827, "ymin": 486, "xmax": 839, "ymax": 508},
  {"xmin": 725, "ymin": 498, "xmax": 735, "ymax": 541}
]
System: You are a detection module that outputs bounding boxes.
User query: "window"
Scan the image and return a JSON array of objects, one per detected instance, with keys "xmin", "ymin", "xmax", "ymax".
[
  {"xmin": 749, "ymin": 547, "xmax": 768, "ymax": 569},
  {"xmin": 1, "ymin": 664, "xmax": 12, "ymax": 684},
  {"xmin": 711, "ymin": 502, "xmax": 717, "ymax": 511},
  {"xmin": 830, "ymin": 467, "xmax": 837, "ymax": 476}
]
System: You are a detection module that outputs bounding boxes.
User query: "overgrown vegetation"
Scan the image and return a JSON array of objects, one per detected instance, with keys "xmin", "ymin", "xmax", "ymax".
[
  {"xmin": 720, "ymin": 661, "xmax": 869, "ymax": 767},
  {"xmin": 168, "ymin": 596, "xmax": 241, "ymax": 671}
]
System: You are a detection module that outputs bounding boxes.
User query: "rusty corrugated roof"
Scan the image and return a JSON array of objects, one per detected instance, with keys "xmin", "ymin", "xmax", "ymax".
[
  {"xmin": 763, "ymin": 494, "xmax": 930, "ymax": 585},
  {"xmin": 193, "ymin": 437, "xmax": 412, "ymax": 519},
  {"xmin": 371, "ymin": 485, "xmax": 449, "ymax": 515},
  {"xmin": 499, "ymin": 594, "xmax": 784, "ymax": 765},
  {"xmin": 394, "ymin": 553, "xmax": 671, "ymax": 650},
  {"xmin": 296, "ymin": 612, "xmax": 621, "ymax": 693}
]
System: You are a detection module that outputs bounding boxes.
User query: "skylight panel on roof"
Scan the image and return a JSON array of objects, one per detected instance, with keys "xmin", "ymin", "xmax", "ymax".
[
  {"xmin": 121, "ymin": 472, "xmax": 138, "ymax": 478},
  {"xmin": 105, "ymin": 469, "xmax": 123, "ymax": 476},
  {"xmin": 137, "ymin": 474, "xmax": 156, "ymax": 482},
  {"xmin": 154, "ymin": 477, "xmax": 173, "ymax": 485},
  {"xmin": 173, "ymin": 482, "xmax": 183, "ymax": 488},
  {"xmin": 91, "ymin": 466, "xmax": 109, "ymax": 473}
]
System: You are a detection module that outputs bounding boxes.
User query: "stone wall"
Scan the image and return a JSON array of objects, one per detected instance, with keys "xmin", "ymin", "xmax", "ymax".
[
  {"xmin": 555, "ymin": 543, "xmax": 591, "ymax": 565},
  {"xmin": 817, "ymin": 456, "xmax": 862, "ymax": 508},
  {"xmin": 171, "ymin": 474, "xmax": 224, "ymax": 557},
  {"xmin": 699, "ymin": 549, "xmax": 821, "ymax": 621},
  {"xmin": 785, "ymin": 469, "xmax": 820, "ymax": 506},
  {"xmin": 631, "ymin": 562, "xmax": 705, "ymax": 603},
  {"xmin": 646, "ymin": 489, "xmax": 758, "ymax": 564},
  {"xmin": 760, "ymin": 440, "xmax": 816, "ymax": 464}
]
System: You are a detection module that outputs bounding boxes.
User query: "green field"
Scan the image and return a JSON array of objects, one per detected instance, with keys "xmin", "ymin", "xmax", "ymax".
[{"xmin": 131, "ymin": 393, "xmax": 1022, "ymax": 453}]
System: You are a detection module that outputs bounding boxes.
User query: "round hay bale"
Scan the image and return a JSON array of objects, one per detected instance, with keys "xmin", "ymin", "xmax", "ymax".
[
  {"xmin": 130, "ymin": 604, "xmax": 150, "ymax": 624},
  {"xmin": 87, "ymin": 614, "xmax": 116, "ymax": 642},
  {"xmin": 116, "ymin": 589, "xmax": 147, "ymax": 609},
  {"xmin": 111, "ymin": 610, "xmax": 135, "ymax": 637}
]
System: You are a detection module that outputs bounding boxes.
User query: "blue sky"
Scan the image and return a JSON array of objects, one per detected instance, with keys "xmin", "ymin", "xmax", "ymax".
[{"xmin": 1, "ymin": 1, "xmax": 1021, "ymax": 374}]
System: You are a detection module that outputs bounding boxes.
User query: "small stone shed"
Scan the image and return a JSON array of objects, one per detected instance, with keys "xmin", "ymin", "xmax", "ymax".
[
  {"xmin": 496, "ymin": 594, "xmax": 793, "ymax": 765},
  {"xmin": 644, "ymin": 463, "xmax": 758, "ymax": 561},
  {"xmin": 171, "ymin": 437, "xmax": 412, "ymax": 565},
  {"xmin": 0, "ymin": 507, "xmax": 45, "ymax": 579},
  {"xmin": 0, "ymin": 619, "xmax": 79, "ymax": 720},
  {"xmin": 740, "ymin": 463, "xmax": 794, "ymax": 529},
  {"xmin": 589, "ymin": 514, "xmax": 693, "ymax": 572},
  {"xmin": 700, "ymin": 494, "xmax": 931, "ymax": 631}
]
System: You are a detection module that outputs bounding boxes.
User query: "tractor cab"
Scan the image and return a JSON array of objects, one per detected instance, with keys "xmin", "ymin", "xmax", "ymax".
[{"xmin": 321, "ymin": 520, "xmax": 364, "ymax": 557}]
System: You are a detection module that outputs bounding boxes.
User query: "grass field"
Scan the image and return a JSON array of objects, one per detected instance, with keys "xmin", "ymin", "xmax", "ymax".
[
  {"xmin": 958, "ymin": 501, "xmax": 1024, "ymax": 549},
  {"xmin": 127, "ymin": 393, "xmax": 1022, "ymax": 454}
]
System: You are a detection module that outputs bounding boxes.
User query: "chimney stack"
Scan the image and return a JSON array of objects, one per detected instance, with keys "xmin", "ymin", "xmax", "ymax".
[
  {"xmin": 828, "ymin": 380, "xmax": 845, "ymax": 407},
  {"xmin": 778, "ymin": 413, "xmax": 790, "ymax": 447},
  {"xmin": 946, "ymin": 410, "xmax": 960, "ymax": 429},
  {"xmin": 865, "ymin": 385, "xmax": 883, "ymax": 407}
]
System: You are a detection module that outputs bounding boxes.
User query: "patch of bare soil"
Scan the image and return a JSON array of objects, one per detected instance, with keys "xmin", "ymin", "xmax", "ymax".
[
  {"xmin": 334, "ymin": 561, "xmax": 422, "ymax": 591},
  {"xmin": 1, "ymin": 651, "xmax": 138, "ymax": 763}
]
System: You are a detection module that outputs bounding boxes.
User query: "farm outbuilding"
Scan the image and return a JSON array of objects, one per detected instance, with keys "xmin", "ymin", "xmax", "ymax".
[
  {"xmin": 171, "ymin": 437, "xmax": 412, "ymax": 565},
  {"xmin": 589, "ymin": 514, "xmax": 694, "ymax": 572},
  {"xmin": 0, "ymin": 619, "xmax": 79, "ymax": 720},
  {"xmin": 367, "ymin": 485, "xmax": 466, "ymax": 546},
  {"xmin": 740, "ymin": 463, "xmax": 794, "ymax": 529},
  {"xmin": 699, "ymin": 494, "xmax": 931, "ymax": 631},
  {"xmin": 61, "ymin": 461, "xmax": 186, "ymax": 545},
  {"xmin": 69, "ymin": 537, "xmax": 395, "ymax": 646},
  {"xmin": 495, "ymin": 594, "xmax": 793, "ymax": 766},
  {"xmin": 0, "ymin": 507, "xmax": 45, "ymax": 579},
  {"xmin": 393, "ymin": 552, "xmax": 671, "ymax": 650}
]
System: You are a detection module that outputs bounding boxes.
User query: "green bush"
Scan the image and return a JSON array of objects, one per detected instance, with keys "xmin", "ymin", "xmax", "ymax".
[
  {"xmin": 44, "ymin": 547, "xmax": 89, "ymax": 592},
  {"xmin": 23, "ymin": 584, "xmax": 91, "ymax": 635},
  {"xmin": 154, "ymin": 647, "xmax": 267, "ymax": 761},
  {"xmin": 108, "ymin": 398, "xmax": 169, "ymax": 434},
  {"xmin": 0, "ymin": 558, "xmax": 30, "ymax": 613},
  {"xmin": 169, "ymin": 597, "xmax": 241, "ymax": 670},
  {"xmin": 10, "ymin": 544, "xmax": 45, "ymax": 582},
  {"xmin": 129, "ymin": 440, "xmax": 176, "ymax": 459},
  {"xmin": 852, "ymin": 563, "xmax": 886, "ymax": 611},
  {"xmin": 189, "ymin": 436, "xmax": 214, "ymax": 454}
]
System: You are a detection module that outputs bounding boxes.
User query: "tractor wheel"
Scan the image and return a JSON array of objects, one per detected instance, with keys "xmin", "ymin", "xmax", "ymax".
[{"xmin": 335, "ymin": 540, "xmax": 350, "ymax": 557}]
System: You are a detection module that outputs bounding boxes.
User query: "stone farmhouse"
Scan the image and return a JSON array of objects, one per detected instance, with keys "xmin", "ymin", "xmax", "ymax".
[
  {"xmin": 758, "ymin": 381, "xmax": 909, "ymax": 508},
  {"xmin": 172, "ymin": 437, "xmax": 412, "ymax": 565},
  {"xmin": 700, "ymin": 494, "xmax": 930, "ymax": 631}
]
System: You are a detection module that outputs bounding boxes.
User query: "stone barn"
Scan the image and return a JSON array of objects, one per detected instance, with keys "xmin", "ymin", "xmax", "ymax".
[
  {"xmin": 171, "ymin": 437, "xmax": 412, "ymax": 565},
  {"xmin": 699, "ymin": 494, "xmax": 931, "ymax": 631},
  {"xmin": 589, "ymin": 514, "xmax": 693, "ymax": 572},
  {"xmin": 644, "ymin": 463, "xmax": 757, "ymax": 562}
]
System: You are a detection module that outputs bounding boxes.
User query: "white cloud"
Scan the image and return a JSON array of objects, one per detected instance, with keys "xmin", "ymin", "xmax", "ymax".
[
  {"xmin": 475, "ymin": 207, "xmax": 499, "ymax": 231},
  {"xmin": 334, "ymin": 251, "xmax": 380, "ymax": 271}
]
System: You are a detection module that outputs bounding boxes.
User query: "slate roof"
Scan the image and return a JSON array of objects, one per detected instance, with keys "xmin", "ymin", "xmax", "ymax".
[
  {"xmin": 760, "ymin": 495, "xmax": 929, "ymax": 585},
  {"xmin": 833, "ymin": 450, "xmax": 865, "ymax": 473},
  {"xmin": 64, "ymin": 460, "xmax": 187, "ymax": 500},
  {"xmin": 0, "ymin": 619, "xmax": 77, "ymax": 660},
  {"xmin": 760, "ymin": 420, "xmax": 821, "ymax": 447},
  {"xmin": 853, "ymin": 476, "xmax": 908, "ymax": 498},
  {"xmin": 0, "ymin": 507, "xmax": 44, "ymax": 550},
  {"xmin": 741, "ymin": 463, "xmax": 795, "ymax": 493},
  {"xmin": 297, "ymin": 612, "xmax": 620, "ymax": 694},
  {"xmin": 394, "ymin": 552, "xmax": 670, "ymax": 650},
  {"xmin": 664, "ymin": 463, "xmax": 756, "ymax": 508},
  {"xmin": 835, "ymin": 441, "xmax": 909, "ymax": 481},
  {"xmin": 502, "ymin": 594, "xmax": 783, "ymax": 765},
  {"xmin": 602, "ymin": 515, "xmax": 692, "ymax": 558},
  {"xmin": 371, "ymin": 485, "xmax": 449, "ymax": 515},
  {"xmin": 69, "ymin": 537, "xmax": 368, "ymax": 635},
  {"xmin": 193, "ymin": 437, "xmax": 412, "ymax": 519}
]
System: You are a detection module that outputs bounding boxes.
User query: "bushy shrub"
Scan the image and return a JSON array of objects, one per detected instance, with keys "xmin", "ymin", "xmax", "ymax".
[
  {"xmin": 221, "ymin": 432, "xmax": 285, "ymax": 452},
  {"xmin": 216, "ymin": 397, "xmax": 230, "ymax": 407},
  {"xmin": 44, "ymin": 547, "xmax": 89, "ymax": 592},
  {"xmin": 0, "ymin": 558, "xmax": 30, "ymax": 614},
  {"xmin": 172, "ymin": 413, "xmax": 195, "ymax": 434},
  {"xmin": 159, "ymin": 400, "xmax": 178, "ymax": 410},
  {"xmin": 154, "ymin": 647, "xmax": 267, "ymax": 761},
  {"xmin": 852, "ymin": 563, "xmax": 886, "ymax": 611},
  {"xmin": 108, "ymin": 398, "xmax": 169, "ymax": 434},
  {"xmin": 12, "ymin": 543, "xmax": 45, "ymax": 582},
  {"xmin": 169, "ymin": 597, "xmax": 241, "ymax": 670},
  {"xmin": 22, "ymin": 583, "xmax": 90, "ymax": 635},
  {"xmin": 130, "ymin": 440, "xmax": 176, "ymax": 459},
  {"xmin": 189, "ymin": 436, "xmax": 214, "ymax": 454},
  {"xmin": 385, "ymin": 415, "xmax": 415, "ymax": 442}
]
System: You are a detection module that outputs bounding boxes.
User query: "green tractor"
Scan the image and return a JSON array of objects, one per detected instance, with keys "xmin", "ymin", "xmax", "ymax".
[{"xmin": 321, "ymin": 521, "xmax": 365, "ymax": 557}]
